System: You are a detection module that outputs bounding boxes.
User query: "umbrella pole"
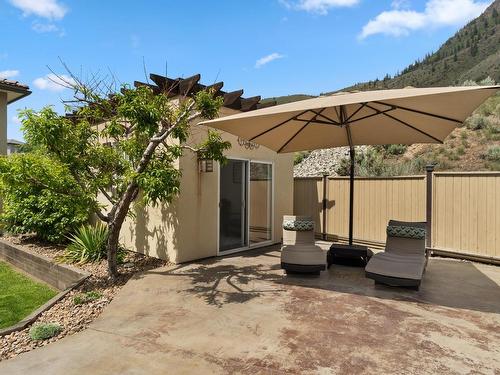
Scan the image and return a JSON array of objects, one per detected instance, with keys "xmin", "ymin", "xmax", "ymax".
[
  {"xmin": 349, "ymin": 146, "xmax": 355, "ymax": 246},
  {"xmin": 327, "ymin": 106, "xmax": 369, "ymax": 268}
]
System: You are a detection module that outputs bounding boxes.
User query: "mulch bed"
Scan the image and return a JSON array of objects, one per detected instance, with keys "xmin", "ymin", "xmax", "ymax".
[{"xmin": 0, "ymin": 235, "xmax": 167, "ymax": 361}]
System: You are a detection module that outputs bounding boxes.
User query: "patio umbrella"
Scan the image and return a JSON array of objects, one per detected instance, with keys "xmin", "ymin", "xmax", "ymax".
[{"xmin": 200, "ymin": 85, "xmax": 499, "ymax": 251}]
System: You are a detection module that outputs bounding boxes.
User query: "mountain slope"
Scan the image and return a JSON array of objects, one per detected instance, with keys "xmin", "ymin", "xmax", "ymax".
[
  {"xmin": 292, "ymin": 1, "xmax": 500, "ymax": 176},
  {"xmin": 342, "ymin": 0, "xmax": 500, "ymax": 91}
]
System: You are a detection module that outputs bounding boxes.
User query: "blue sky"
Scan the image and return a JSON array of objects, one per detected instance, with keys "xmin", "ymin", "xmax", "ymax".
[{"xmin": 0, "ymin": 0, "xmax": 493, "ymax": 140}]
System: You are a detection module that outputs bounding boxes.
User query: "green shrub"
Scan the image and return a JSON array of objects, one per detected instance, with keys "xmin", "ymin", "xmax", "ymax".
[
  {"xmin": 384, "ymin": 144, "xmax": 408, "ymax": 156},
  {"xmin": 335, "ymin": 148, "xmax": 429, "ymax": 177},
  {"xmin": 73, "ymin": 291, "xmax": 102, "ymax": 305},
  {"xmin": 0, "ymin": 153, "xmax": 90, "ymax": 243},
  {"xmin": 466, "ymin": 114, "xmax": 490, "ymax": 130},
  {"xmin": 59, "ymin": 223, "xmax": 124, "ymax": 264},
  {"xmin": 29, "ymin": 323, "xmax": 62, "ymax": 341},
  {"xmin": 475, "ymin": 94, "xmax": 500, "ymax": 117},
  {"xmin": 485, "ymin": 146, "xmax": 500, "ymax": 162},
  {"xmin": 294, "ymin": 151, "xmax": 310, "ymax": 165},
  {"xmin": 485, "ymin": 120, "xmax": 500, "ymax": 135}
]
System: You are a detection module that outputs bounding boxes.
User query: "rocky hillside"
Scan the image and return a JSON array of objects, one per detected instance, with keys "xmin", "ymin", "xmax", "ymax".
[
  {"xmin": 260, "ymin": 94, "xmax": 315, "ymax": 105},
  {"xmin": 292, "ymin": 1, "xmax": 500, "ymax": 177},
  {"xmin": 341, "ymin": 0, "xmax": 500, "ymax": 92}
]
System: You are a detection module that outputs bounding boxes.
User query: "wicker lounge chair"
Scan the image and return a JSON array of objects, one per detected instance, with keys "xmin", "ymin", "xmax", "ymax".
[
  {"xmin": 365, "ymin": 220, "xmax": 428, "ymax": 290},
  {"xmin": 280, "ymin": 215, "xmax": 327, "ymax": 275}
]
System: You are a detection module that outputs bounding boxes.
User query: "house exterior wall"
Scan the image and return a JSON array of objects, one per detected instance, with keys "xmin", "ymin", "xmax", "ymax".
[
  {"xmin": 119, "ymin": 109, "xmax": 294, "ymax": 263},
  {"xmin": 0, "ymin": 92, "xmax": 7, "ymax": 155}
]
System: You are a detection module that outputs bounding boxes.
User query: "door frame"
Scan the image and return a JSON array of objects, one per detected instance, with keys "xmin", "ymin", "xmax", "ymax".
[{"xmin": 217, "ymin": 157, "xmax": 275, "ymax": 256}]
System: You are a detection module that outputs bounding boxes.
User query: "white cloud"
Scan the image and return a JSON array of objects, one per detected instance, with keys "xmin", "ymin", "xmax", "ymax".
[
  {"xmin": 9, "ymin": 0, "xmax": 67, "ymax": 20},
  {"xmin": 0, "ymin": 70, "xmax": 20, "ymax": 79},
  {"xmin": 360, "ymin": 0, "xmax": 492, "ymax": 39},
  {"xmin": 280, "ymin": 0, "xmax": 359, "ymax": 15},
  {"xmin": 32, "ymin": 22, "xmax": 59, "ymax": 33},
  {"xmin": 255, "ymin": 53, "xmax": 285, "ymax": 68},
  {"xmin": 11, "ymin": 116, "xmax": 21, "ymax": 125},
  {"xmin": 33, "ymin": 73, "xmax": 75, "ymax": 91},
  {"xmin": 391, "ymin": 0, "xmax": 411, "ymax": 9}
]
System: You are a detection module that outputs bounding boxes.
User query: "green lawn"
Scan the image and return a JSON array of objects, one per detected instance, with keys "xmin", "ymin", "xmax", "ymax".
[{"xmin": 0, "ymin": 261, "xmax": 57, "ymax": 329}]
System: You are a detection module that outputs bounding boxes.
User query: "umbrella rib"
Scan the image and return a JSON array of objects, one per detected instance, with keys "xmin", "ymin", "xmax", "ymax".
[
  {"xmin": 346, "ymin": 107, "xmax": 395, "ymax": 125},
  {"xmin": 365, "ymin": 104, "xmax": 443, "ymax": 143},
  {"xmin": 373, "ymin": 101, "xmax": 462, "ymax": 124},
  {"xmin": 249, "ymin": 109, "xmax": 311, "ymax": 141},
  {"xmin": 310, "ymin": 110, "xmax": 341, "ymax": 125},
  {"xmin": 294, "ymin": 118, "xmax": 340, "ymax": 126},
  {"xmin": 345, "ymin": 103, "xmax": 367, "ymax": 122},
  {"xmin": 334, "ymin": 106, "xmax": 341, "ymax": 122},
  {"xmin": 277, "ymin": 109, "xmax": 325, "ymax": 153}
]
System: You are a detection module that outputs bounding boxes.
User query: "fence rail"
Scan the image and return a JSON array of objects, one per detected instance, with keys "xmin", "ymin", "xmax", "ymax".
[{"xmin": 293, "ymin": 172, "xmax": 500, "ymax": 262}]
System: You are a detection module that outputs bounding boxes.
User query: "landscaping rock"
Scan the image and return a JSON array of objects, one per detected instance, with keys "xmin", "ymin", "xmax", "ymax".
[
  {"xmin": 293, "ymin": 146, "xmax": 368, "ymax": 177},
  {"xmin": 0, "ymin": 235, "xmax": 167, "ymax": 362}
]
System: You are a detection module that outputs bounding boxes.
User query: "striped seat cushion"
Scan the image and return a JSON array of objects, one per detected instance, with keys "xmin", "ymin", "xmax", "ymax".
[
  {"xmin": 283, "ymin": 220, "xmax": 314, "ymax": 231},
  {"xmin": 387, "ymin": 225, "xmax": 426, "ymax": 240}
]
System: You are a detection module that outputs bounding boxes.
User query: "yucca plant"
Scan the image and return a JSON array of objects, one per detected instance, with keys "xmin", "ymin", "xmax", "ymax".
[{"xmin": 59, "ymin": 223, "xmax": 109, "ymax": 264}]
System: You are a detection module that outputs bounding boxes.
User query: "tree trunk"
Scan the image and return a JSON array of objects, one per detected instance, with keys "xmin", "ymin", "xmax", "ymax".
[
  {"xmin": 105, "ymin": 185, "xmax": 139, "ymax": 278},
  {"xmin": 106, "ymin": 222, "xmax": 120, "ymax": 278},
  {"xmin": 102, "ymin": 107, "xmax": 193, "ymax": 278}
]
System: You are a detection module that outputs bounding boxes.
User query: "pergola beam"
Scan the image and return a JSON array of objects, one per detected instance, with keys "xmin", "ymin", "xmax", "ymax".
[
  {"xmin": 67, "ymin": 73, "xmax": 276, "ymax": 118},
  {"xmin": 223, "ymin": 89, "xmax": 244, "ymax": 109}
]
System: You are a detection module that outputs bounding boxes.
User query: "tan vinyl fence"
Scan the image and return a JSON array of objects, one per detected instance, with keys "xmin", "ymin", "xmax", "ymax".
[{"xmin": 294, "ymin": 172, "xmax": 500, "ymax": 262}]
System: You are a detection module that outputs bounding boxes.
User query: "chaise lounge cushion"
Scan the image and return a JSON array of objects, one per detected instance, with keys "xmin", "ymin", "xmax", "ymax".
[
  {"xmin": 281, "ymin": 245, "xmax": 327, "ymax": 266},
  {"xmin": 365, "ymin": 252, "xmax": 426, "ymax": 281}
]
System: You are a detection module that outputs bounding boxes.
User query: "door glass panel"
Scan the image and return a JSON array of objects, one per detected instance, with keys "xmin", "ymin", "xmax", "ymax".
[
  {"xmin": 249, "ymin": 162, "xmax": 272, "ymax": 245},
  {"xmin": 219, "ymin": 160, "xmax": 248, "ymax": 252}
]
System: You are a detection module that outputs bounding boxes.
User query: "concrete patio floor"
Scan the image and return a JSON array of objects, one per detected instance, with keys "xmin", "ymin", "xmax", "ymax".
[{"xmin": 1, "ymin": 244, "xmax": 500, "ymax": 374}]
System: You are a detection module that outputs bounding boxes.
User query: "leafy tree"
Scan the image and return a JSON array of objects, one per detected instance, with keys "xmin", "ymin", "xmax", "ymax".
[
  {"xmin": 20, "ymin": 71, "xmax": 230, "ymax": 277},
  {"xmin": 470, "ymin": 43, "xmax": 478, "ymax": 56},
  {"xmin": 0, "ymin": 152, "xmax": 90, "ymax": 242}
]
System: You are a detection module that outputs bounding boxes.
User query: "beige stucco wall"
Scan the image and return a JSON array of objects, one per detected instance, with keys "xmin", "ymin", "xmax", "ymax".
[
  {"xmin": 0, "ymin": 92, "xmax": 7, "ymax": 155},
  {"xmin": 119, "ymin": 108, "xmax": 294, "ymax": 263}
]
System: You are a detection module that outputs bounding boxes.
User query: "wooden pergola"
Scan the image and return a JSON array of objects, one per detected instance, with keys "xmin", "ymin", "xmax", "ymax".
[{"xmin": 134, "ymin": 73, "xmax": 277, "ymax": 112}]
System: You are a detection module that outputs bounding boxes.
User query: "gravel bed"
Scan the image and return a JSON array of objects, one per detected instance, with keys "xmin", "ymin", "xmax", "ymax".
[
  {"xmin": 0, "ymin": 235, "xmax": 167, "ymax": 361},
  {"xmin": 293, "ymin": 146, "xmax": 368, "ymax": 177}
]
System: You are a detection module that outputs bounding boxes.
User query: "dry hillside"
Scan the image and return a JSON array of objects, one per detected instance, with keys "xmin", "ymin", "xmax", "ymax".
[{"xmin": 286, "ymin": 1, "xmax": 500, "ymax": 176}]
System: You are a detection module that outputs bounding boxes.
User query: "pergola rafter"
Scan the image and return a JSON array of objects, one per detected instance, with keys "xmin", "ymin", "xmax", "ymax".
[{"xmin": 136, "ymin": 73, "xmax": 276, "ymax": 112}]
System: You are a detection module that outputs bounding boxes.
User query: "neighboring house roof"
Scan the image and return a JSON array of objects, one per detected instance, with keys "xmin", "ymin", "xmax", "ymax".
[
  {"xmin": 7, "ymin": 139, "xmax": 25, "ymax": 145},
  {"xmin": 0, "ymin": 79, "xmax": 31, "ymax": 104}
]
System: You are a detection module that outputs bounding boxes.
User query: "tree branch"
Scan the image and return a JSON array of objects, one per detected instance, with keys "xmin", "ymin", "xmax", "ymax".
[
  {"xmin": 108, "ymin": 100, "xmax": 197, "ymax": 221},
  {"xmin": 180, "ymin": 145, "xmax": 199, "ymax": 153},
  {"xmin": 98, "ymin": 186, "xmax": 117, "ymax": 205},
  {"xmin": 95, "ymin": 209, "xmax": 110, "ymax": 223}
]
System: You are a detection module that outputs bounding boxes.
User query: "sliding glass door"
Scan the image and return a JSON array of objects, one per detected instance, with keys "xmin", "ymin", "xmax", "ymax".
[
  {"xmin": 219, "ymin": 159, "xmax": 273, "ymax": 254},
  {"xmin": 219, "ymin": 159, "xmax": 248, "ymax": 252},
  {"xmin": 249, "ymin": 162, "xmax": 273, "ymax": 245}
]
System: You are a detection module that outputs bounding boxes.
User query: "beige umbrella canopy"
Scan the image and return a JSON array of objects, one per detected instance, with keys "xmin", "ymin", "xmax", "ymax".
[{"xmin": 200, "ymin": 85, "xmax": 499, "ymax": 247}]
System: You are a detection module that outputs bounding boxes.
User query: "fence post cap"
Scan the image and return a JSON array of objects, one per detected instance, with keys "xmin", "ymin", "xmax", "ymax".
[{"xmin": 425, "ymin": 164, "xmax": 435, "ymax": 172}]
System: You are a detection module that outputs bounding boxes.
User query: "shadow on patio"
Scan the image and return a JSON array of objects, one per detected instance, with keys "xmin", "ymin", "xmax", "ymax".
[{"xmin": 143, "ymin": 243, "xmax": 500, "ymax": 315}]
